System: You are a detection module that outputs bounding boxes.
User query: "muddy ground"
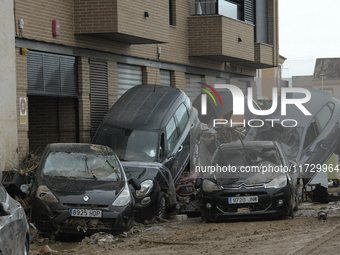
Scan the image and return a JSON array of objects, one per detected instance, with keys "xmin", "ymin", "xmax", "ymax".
[{"xmin": 29, "ymin": 186, "xmax": 340, "ymax": 255}]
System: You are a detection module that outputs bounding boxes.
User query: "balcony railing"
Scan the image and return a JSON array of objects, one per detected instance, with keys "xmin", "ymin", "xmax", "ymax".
[{"xmin": 195, "ymin": 0, "xmax": 217, "ymax": 15}]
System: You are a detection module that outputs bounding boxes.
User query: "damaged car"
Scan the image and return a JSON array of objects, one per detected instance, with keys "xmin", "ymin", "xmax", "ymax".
[
  {"xmin": 0, "ymin": 183, "xmax": 29, "ymax": 254},
  {"xmin": 93, "ymin": 84, "xmax": 200, "ymax": 221},
  {"xmin": 195, "ymin": 141, "xmax": 301, "ymax": 222},
  {"xmin": 245, "ymin": 88, "xmax": 340, "ymax": 186},
  {"xmin": 29, "ymin": 143, "xmax": 140, "ymax": 236}
]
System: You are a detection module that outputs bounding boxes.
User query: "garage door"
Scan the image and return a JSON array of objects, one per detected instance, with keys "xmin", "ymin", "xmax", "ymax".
[
  {"xmin": 90, "ymin": 59, "xmax": 109, "ymax": 138},
  {"xmin": 160, "ymin": 70, "xmax": 171, "ymax": 86},
  {"xmin": 185, "ymin": 74, "xmax": 203, "ymax": 102},
  {"xmin": 27, "ymin": 51, "xmax": 77, "ymax": 97},
  {"xmin": 117, "ymin": 63, "xmax": 142, "ymax": 98}
]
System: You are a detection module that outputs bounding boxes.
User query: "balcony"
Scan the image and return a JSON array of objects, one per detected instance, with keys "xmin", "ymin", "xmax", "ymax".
[
  {"xmin": 189, "ymin": 0, "xmax": 277, "ymax": 68},
  {"xmin": 74, "ymin": 0, "xmax": 168, "ymax": 44}
]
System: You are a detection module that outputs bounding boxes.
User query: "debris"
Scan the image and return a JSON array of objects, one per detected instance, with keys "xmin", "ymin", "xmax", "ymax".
[
  {"xmin": 139, "ymin": 238, "xmax": 199, "ymax": 245},
  {"xmin": 175, "ymin": 214, "xmax": 188, "ymax": 221},
  {"xmin": 39, "ymin": 245, "xmax": 56, "ymax": 254},
  {"xmin": 318, "ymin": 211, "xmax": 327, "ymax": 220}
]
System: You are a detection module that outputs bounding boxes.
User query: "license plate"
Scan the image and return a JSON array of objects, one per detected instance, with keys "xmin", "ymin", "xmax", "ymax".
[
  {"xmin": 228, "ymin": 196, "xmax": 258, "ymax": 204},
  {"xmin": 69, "ymin": 209, "xmax": 102, "ymax": 218}
]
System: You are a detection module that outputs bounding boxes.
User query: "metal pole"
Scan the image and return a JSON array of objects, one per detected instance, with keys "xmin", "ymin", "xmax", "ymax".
[{"xmin": 321, "ymin": 73, "xmax": 324, "ymax": 90}]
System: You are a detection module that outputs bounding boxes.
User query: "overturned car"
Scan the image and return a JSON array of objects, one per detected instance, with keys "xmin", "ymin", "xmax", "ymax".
[
  {"xmin": 93, "ymin": 85, "xmax": 200, "ymax": 221},
  {"xmin": 195, "ymin": 141, "xmax": 301, "ymax": 221},
  {"xmin": 29, "ymin": 143, "xmax": 139, "ymax": 235}
]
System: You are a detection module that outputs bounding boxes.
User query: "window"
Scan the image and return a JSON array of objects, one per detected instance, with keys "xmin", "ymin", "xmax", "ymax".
[
  {"xmin": 166, "ymin": 117, "xmax": 179, "ymax": 152},
  {"xmin": 315, "ymin": 102, "xmax": 334, "ymax": 131},
  {"xmin": 303, "ymin": 119, "xmax": 319, "ymax": 149},
  {"xmin": 169, "ymin": 0, "xmax": 176, "ymax": 26},
  {"xmin": 174, "ymin": 103, "xmax": 189, "ymax": 134},
  {"xmin": 219, "ymin": 0, "xmax": 244, "ymax": 20}
]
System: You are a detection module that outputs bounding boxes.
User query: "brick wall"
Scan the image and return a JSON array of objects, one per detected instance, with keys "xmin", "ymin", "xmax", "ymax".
[
  {"xmin": 16, "ymin": 50, "xmax": 29, "ymax": 162},
  {"xmin": 143, "ymin": 66, "xmax": 161, "ymax": 85}
]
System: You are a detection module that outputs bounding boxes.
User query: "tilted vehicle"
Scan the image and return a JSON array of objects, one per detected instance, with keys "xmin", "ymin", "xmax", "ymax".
[
  {"xmin": 29, "ymin": 143, "xmax": 139, "ymax": 235},
  {"xmin": 195, "ymin": 141, "xmax": 301, "ymax": 221},
  {"xmin": 0, "ymin": 183, "xmax": 29, "ymax": 254},
  {"xmin": 245, "ymin": 88, "xmax": 340, "ymax": 186},
  {"xmin": 93, "ymin": 84, "xmax": 200, "ymax": 221}
]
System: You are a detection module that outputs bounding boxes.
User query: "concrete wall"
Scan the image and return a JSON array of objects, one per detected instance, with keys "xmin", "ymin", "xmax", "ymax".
[{"xmin": 0, "ymin": 1, "xmax": 19, "ymax": 171}]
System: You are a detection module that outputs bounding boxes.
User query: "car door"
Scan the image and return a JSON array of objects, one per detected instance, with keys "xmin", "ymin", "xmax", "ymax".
[{"xmin": 164, "ymin": 103, "xmax": 190, "ymax": 182}]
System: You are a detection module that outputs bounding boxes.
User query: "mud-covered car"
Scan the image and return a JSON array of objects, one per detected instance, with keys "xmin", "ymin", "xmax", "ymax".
[
  {"xmin": 93, "ymin": 84, "xmax": 200, "ymax": 221},
  {"xmin": 195, "ymin": 141, "xmax": 301, "ymax": 222},
  {"xmin": 245, "ymin": 88, "xmax": 340, "ymax": 185},
  {"xmin": 0, "ymin": 183, "xmax": 29, "ymax": 254},
  {"xmin": 29, "ymin": 143, "xmax": 140, "ymax": 235}
]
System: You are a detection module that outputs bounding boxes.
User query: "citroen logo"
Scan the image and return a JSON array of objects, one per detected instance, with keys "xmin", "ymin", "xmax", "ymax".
[{"xmin": 83, "ymin": 195, "xmax": 89, "ymax": 201}]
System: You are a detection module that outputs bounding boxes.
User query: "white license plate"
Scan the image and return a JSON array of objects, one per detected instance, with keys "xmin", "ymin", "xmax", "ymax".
[
  {"xmin": 69, "ymin": 209, "xmax": 102, "ymax": 218},
  {"xmin": 228, "ymin": 196, "xmax": 258, "ymax": 204}
]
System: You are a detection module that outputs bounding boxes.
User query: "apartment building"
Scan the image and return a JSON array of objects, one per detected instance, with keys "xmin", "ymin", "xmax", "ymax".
[{"xmin": 10, "ymin": 0, "xmax": 279, "ymax": 166}]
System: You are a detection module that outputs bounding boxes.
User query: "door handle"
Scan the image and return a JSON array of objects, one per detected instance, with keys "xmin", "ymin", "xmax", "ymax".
[{"xmin": 178, "ymin": 145, "xmax": 183, "ymax": 152}]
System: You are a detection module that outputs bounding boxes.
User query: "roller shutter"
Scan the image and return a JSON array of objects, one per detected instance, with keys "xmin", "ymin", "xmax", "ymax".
[
  {"xmin": 27, "ymin": 51, "xmax": 77, "ymax": 97},
  {"xmin": 117, "ymin": 63, "xmax": 142, "ymax": 98},
  {"xmin": 185, "ymin": 74, "xmax": 203, "ymax": 102},
  {"xmin": 160, "ymin": 70, "xmax": 171, "ymax": 86},
  {"xmin": 90, "ymin": 59, "xmax": 108, "ymax": 138}
]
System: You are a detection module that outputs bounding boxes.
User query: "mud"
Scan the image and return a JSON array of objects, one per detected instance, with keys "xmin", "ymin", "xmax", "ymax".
[{"xmin": 29, "ymin": 185, "xmax": 340, "ymax": 255}]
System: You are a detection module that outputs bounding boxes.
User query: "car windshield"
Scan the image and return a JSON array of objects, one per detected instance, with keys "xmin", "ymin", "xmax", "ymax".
[
  {"xmin": 244, "ymin": 123, "xmax": 303, "ymax": 159},
  {"xmin": 43, "ymin": 152, "xmax": 122, "ymax": 181},
  {"xmin": 95, "ymin": 126, "xmax": 159, "ymax": 162}
]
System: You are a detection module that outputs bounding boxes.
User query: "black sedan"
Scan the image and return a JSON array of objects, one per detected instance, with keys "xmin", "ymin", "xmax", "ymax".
[
  {"xmin": 195, "ymin": 141, "xmax": 301, "ymax": 221},
  {"xmin": 29, "ymin": 143, "xmax": 140, "ymax": 236},
  {"xmin": 0, "ymin": 183, "xmax": 29, "ymax": 254},
  {"xmin": 245, "ymin": 88, "xmax": 340, "ymax": 185}
]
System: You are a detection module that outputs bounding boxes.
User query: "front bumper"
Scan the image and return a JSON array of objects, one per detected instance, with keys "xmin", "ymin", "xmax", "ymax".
[
  {"xmin": 198, "ymin": 185, "xmax": 292, "ymax": 221},
  {"xmin": 31, "ymin": 199, "xmax": 134, "ymax": 235}
]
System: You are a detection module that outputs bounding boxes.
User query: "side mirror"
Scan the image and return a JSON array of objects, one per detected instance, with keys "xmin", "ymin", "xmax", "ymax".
[
  {"xmin": 195, "ymin": 178, "xmax": 203, "ymax": 189},
  {"xmin": 0, "ymin": 202, "xmax": 10, "ymax": 216},
  {"xmin": 128, "ymin": 178, "xmax": 141, "ymax": 190}
]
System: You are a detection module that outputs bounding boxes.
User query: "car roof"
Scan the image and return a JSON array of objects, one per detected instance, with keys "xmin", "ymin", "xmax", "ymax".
[
  {"xmin": 102, "ymin": 84, "xmax": 186, "ymax": 130},
  {"xmin": 45, "ymin": 143, "xmax": 115, "ymax": 156}
]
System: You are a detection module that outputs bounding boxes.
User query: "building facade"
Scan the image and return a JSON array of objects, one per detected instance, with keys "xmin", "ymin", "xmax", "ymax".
[{"xmin": 11, "ymin": 0, "xmax": 279, "ymax": 166}]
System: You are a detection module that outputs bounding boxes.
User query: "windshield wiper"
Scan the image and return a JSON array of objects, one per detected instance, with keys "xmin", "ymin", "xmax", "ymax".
[
  {"xmin": 106, "ymin": 160, "xmax": 120, "ymax": 181},
  {"xmin": 85, "ymin": 157, "xmax": 97, "ymax": 180}
]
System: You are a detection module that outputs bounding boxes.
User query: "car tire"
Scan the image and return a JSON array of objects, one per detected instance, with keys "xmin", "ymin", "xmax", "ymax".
[
  {"xmin": 333, "ymin": 179, "xmax": 340, "ymax": 187},
  {"xmin": 24, "ymin": 237, "xmax": 29, "ymax": 255},
  {"xmin": 201, "ymin": 209, "xmax": 210, "ymax": 223},
  {"xmin": 157, "ymin": 192, "xmax": 167, "ymax": 219}
]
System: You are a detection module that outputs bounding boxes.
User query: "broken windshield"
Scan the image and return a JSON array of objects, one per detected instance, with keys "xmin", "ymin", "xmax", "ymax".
[
  {"xmin": 244, "ymin": 123, "xmax": 302, "ymax": 159},
  {"xmin": 94, "ymin": 126, "xmax": 159, "ymax": 162},
  {"xmin": 43, "ymin": 152, "xmax": 122, "ymax": 181}
]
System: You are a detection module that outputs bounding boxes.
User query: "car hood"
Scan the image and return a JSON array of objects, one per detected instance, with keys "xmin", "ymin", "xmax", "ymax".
[
  {"xmin": 121, "ymin": 161, "xmax": 167, "ymax": 181},
  {"xmin": 42, "ymin": 177, "xmax": 125, "ymax": 205},
  {"xmin": 207, "ymin": 171, "xmax": 286, "ymax": 187}
]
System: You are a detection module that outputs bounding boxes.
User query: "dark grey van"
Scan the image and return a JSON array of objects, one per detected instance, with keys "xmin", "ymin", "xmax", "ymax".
[{"xmin": 93, "ymin": 84, "xmax": 200, "ymax": 221}]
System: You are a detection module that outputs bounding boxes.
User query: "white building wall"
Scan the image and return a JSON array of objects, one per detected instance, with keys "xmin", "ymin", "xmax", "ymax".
[{"xmin": 0, "ymin": 1, "xmax": 18, "ymax": 173}]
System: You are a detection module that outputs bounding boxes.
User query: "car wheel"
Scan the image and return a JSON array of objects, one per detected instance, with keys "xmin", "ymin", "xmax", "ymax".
[
  {"xmin": 24, "ymin": 237, "xmax": 29, "ymax": 255},
  {"xmin": 333, "ymin": 179, "xmax": 340, "ymax": 187},
  {"xmin": 286, "ymin": 194, "xmax": 294, "ymax": 218},
  {"xmin": 157, "ymin": 192, "xmax": 167, "ymax": 219},
  {"xmin": 201, "ymin": 209, "xmax": 209, "ymax": 223}
]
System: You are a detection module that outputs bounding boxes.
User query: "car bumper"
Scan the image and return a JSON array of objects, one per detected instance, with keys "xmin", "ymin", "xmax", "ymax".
[
  {"xmin": 133, "ymin": 190, "xmax": 160, "ymax": 221},
  {"xmin": 198, "ymin": 185, "xmax": 292, "ymax": 221},
  {"xmin": 31, "ymin": 199, "xmax": 134, "ymax": 235}
]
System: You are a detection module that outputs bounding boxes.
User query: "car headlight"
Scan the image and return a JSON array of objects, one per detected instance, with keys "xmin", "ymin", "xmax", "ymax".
[
  {"xmin": 112, "ymin": 183, "xmax": 131, "ymax": 206},
  {"xmin": 36, "ymin": 185, "xmax": 59, "ymax": 204},
  {"xmin": 136, "ymin": 180, "xmax": 153, "ymax": 197},
  {"xmin": 264, "ymin": 175, "xmax": 288, "ymax": 189},
  {"xmin": 202, "ymin": 179, "xmax": 221, "ymax": 192}
]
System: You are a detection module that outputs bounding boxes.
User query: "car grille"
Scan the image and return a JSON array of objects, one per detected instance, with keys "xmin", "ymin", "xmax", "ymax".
[
  {"xmin": 216, "ymin": 192, "xmax": 271, "ymax": 213},
  {"xmin": 63, "ymin": 203, "xmax": 108, "ymax": 209}
]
